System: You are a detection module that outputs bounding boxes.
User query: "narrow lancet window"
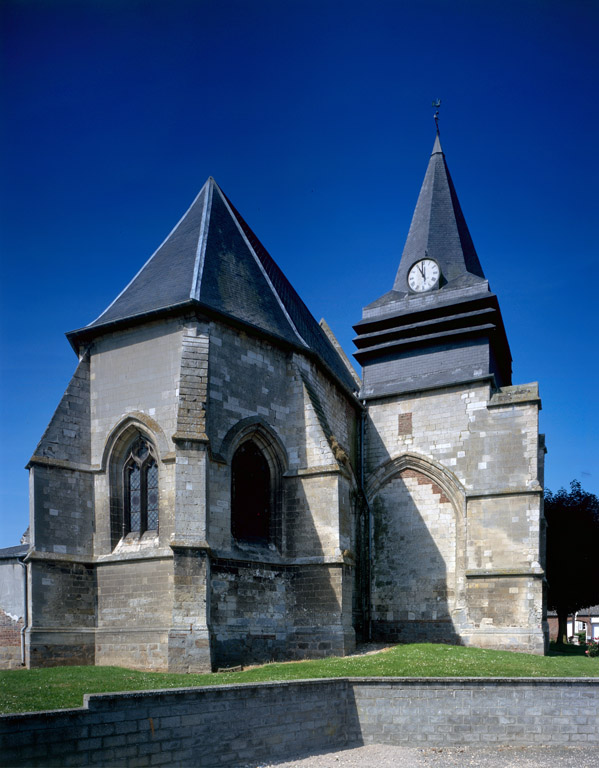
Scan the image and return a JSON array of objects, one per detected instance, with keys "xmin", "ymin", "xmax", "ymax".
[{"xmin": 231, "ymin": 440, "xmax": 271, "ymax": 544}]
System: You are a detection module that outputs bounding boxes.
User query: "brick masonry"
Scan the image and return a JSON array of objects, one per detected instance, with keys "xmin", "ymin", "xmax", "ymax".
[
  {"xmin": 1, "ymin": 678, "xmax": 598, "ymax": 767},
  {"xmin": 0, "ymin": 611, "xmax": 22, "ymax": 669},
  {"xmin": 0, "ymin": 558, "xmax": 25, "ymax": 669}
]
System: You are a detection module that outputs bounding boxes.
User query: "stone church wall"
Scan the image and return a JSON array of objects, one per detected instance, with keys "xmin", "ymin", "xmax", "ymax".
[
  {"xmin": 202, "ymin": 320, "xmax": 360, "ymax": 667},
  {"xmin": 205, "ymin": 321, "xmax": 296, "ymax": 551},
  {"xmin": 30, "ymin": 466, "xmax": 95, "ymax": 557},
  {"xmin": 366, "ymin": 380, "xmax": 545, "ymax": 652},
  {"xmin": 21, "ymin": 311, "xmax": 361, "ymax": 673},
  {"xmin": 26, "ymin": 357, "xmax": 97, "ymax": 667},
  {"xmin": 89, "ymin": 320, "xmax": 182, "ymax": 470},
  {"xmin": 87, "ymin": 321, "xmax": 186, "ymax": 670},
  {"xmin": 210, "ymin": 560, "xmax": 348, "ymax": 666},
  {"xmin": 95, "ymin": 558, "xmax": 173, "ymax": 670},
  {"xmin": 26, "ymin": 558, "xmax": 96, "ymax": 667},
  {"xmin": 28, "ymin": 356, "xmax": 94, "ymax": 557},
  {"xmin": 371, "ymin": 469, "xmax": 460, "ymax": 643},
  {"xmin": 89, "ymin": 319, "xmax": 187, "ymax": 558},
  {"xmin": 89, "ymin": 318, "xmax": 181, "ymax": 560},
  {"xmin": 168, "ymin": 548, "xmax": 211, "ymax": 673}
]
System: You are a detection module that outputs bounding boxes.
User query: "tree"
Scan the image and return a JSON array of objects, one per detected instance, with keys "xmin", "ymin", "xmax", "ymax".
[{"xmin": 545, "ymin": 481, "xmax": 599, "ymax": 645}]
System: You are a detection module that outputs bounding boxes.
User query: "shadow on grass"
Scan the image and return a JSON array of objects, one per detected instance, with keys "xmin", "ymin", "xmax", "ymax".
[{"xmin": 548, "ymin": 641, "xmax": 588, "ymax": 657}]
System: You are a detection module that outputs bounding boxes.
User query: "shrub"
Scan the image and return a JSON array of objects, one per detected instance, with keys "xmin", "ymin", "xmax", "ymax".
[
  {"xmin": 586, "ymin": 640, "xmax": 599, "ymax": 658},
  {"xmin": 577, "ymin": 630, "xmax": 587, "ymax": 645}
]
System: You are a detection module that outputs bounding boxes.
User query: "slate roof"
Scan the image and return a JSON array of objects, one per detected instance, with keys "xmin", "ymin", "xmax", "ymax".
[
  {"xmin": 0, "ymin": 544, "xmax": 28, "ymax": 560},
  {"xmin": 392, "ymin": 132, "xmax": 487, "ymax": 295},
  {"xmin": 68, "ymin": 179, "xmax": 357, "ymax": 393}
]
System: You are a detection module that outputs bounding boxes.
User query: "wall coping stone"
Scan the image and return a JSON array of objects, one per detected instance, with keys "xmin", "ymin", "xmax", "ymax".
[{"xmin": 488, "ymin": 382, "xmax": 540, "ymax": 408}]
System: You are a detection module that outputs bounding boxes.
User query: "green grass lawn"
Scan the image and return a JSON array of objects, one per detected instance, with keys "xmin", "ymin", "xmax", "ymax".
[{"xmin": 1, "ymin": 642, "xmax": 597, "ymax": 715}]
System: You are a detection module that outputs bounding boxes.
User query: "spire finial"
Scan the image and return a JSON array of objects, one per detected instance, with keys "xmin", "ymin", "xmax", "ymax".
[{"xmin": 432, "ymin": 98, "xmax": 441, "ymax": 133}]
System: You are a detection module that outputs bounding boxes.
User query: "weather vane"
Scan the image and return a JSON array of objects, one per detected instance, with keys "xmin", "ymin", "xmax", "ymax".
[{"xmin": 432, "ymin": 99, "xmax": 441, "ymax": 132}]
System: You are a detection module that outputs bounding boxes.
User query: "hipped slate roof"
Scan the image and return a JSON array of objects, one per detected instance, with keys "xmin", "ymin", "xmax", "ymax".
[
  {"xmin": 392, "ymin": 132, "xmax": 486, "ymax": 295},
  {"xmin": 68, "ymin": 179, "xmax": 357, "ymax": 393}
]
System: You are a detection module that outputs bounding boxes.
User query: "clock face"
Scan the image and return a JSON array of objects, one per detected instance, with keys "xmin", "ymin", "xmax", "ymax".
[{"xmin": 408, "ymin": 258, "xmax": 440, "ymax": 292}]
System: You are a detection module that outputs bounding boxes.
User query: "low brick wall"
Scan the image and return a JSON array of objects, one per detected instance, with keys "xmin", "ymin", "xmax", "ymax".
[
  {"xmin": 352, "ymin": 679, "xmax": 599, "ymax": 746},
  {"xmin": 0, "ymin": 680, "xmax": 354, "ymax": 767},
  {"xmin": 0, "ymin": 678, "xmax": 597, "ymax": 767}
]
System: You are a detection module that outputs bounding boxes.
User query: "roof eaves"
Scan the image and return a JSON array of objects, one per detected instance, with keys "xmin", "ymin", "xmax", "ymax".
[
  {"xmin": 66, "ymin": 300, "xmax": 198, "ymax": 353},
  {"xmin": 0, "ymin": 544, "xmax": 28, "ymax": 560}
]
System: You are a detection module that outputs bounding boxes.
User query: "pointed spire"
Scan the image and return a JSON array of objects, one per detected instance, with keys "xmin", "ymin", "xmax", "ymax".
[
  {"xmin": 392, "ymin": 134, "xmax": 486, "ymax": 294},
  {"xmin": 353, "ymin": 128, "xmax": 512, "ymax": 396}
]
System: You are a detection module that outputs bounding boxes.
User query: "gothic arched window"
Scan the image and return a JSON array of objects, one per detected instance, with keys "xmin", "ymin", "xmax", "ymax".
[
  {"xmin": 123, "ymin": 436, "xmax": 159, "ymax": 535},
  {"xmin": 231, "ymin": 440, "xmax": 271, "ymax": 544}
]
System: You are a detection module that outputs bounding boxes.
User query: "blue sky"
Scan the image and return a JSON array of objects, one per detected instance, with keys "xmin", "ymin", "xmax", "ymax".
[{"xmin": 0, "ymin": 0, "xmax": 597, "ymax": 547}]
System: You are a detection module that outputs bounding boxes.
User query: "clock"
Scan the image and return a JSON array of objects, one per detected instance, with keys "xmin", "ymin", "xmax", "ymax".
[{"xmin": 407, "ymin": 258, "xmax": 440, "ymax": 293}]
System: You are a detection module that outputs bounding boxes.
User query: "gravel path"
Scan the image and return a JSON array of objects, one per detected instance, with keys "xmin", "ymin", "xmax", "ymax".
[{"xmin": 248, "ymin": 744, "xmax": 599, "ymax": 767}]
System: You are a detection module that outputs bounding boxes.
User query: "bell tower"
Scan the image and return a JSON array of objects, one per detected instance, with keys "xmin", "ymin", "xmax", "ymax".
[
  {"xmin": 355, "ymin": 130, "xmax": 547, "ymax": 654},
  {"xmin": 354, "ymin": 131, "xmax": 512, "ymax": 396}
]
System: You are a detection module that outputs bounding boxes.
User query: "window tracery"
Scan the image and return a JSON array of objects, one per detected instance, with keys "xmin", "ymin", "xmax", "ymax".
[{"xmin": 123, "ymin": 436, "xmax": 159, "ymax": 535}]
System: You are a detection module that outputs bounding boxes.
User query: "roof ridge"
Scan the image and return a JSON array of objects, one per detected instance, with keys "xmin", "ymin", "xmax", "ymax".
[
  {"xmin": 190, "ymin": 178, "xmax": 214, "ymax": 300},
  {"xmin": 213, "ymin": 181, "xmax": 310, "ymax": 350}
]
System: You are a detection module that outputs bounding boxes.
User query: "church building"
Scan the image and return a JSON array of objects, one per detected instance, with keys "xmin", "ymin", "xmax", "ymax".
[{"xmin": 19, "ymin": 131, "xmax": 548, "ymax": 672}]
